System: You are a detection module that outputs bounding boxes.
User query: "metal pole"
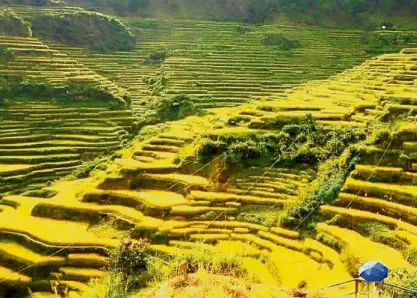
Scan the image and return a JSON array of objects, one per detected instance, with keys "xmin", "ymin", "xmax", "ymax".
[{"xmin": 355, "ymin": 279, "xmax": 359, "ymax": 298}]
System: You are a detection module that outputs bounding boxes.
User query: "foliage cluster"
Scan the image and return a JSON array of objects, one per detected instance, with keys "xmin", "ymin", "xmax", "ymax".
[
  {"xmin": 85, "ymin": 238, "xmax": 253, "ymax": 298},
  {"xmin": 143, "ymin": 71, "xmax": 167, "ymax": 96},
  {"xmin": 156, "ymin": 94, "xmax": 203, "ymax": 122},
  {"xmin": 46, "ymin": 0, "xmax": 417, "ymax": 26},
  {"xmin": 0, "ymin": 75, "xmax": 128, "ymax": 108},
  {"xmin": 361, "ymin": 32, "xmax": 417, "ymax": 53},
  {"xmin": 261, "ymin": 33, "xmax": 301, "ymax": 50},
  {"xmin": 0, "ymin": 47, "xmax": 15, "ymax": 63},
  {"xmin": 0, "ymin": 8, "xmax": 32, "ymax": 37},
  {"xmin": 281, "ymin": 150, "xmax": 359, "ymax": 228},
  {"xmin": 198, "ymin": 115, "xmax": 364, "ymax": 168},
  {"xmin": 144, "ymin": 49, "xmax": 168, "ymax": 64},
  {"xmin": 31, "ymin": 11, "xmax": 136, "ymax": 51},
  {"xmin": 85, "ymin": 238, "xmax": 151, "ymax": 298},
  {"xmin": 237, "ymin": 205, "xmax": 283, "ymax": 227}
]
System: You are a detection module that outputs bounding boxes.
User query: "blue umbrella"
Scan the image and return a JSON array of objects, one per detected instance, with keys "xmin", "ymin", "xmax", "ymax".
[{"xmin": 359, "ymin": 261, "xmax": 389, "ymax": 282}]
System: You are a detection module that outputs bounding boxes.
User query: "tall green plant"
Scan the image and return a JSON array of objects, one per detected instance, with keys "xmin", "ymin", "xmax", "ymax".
[
  {"xmin": 32, "ymin": 11, "xmax": 136, "ymax": 51},
  {"xmin": 0, "ymin": 9, "xmax": 32, "ymax": 37}
]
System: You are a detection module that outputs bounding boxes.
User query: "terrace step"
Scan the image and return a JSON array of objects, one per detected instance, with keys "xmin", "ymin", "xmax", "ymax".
[{"xmin": 59, "ymin": 267, "xmax": 104, "ymax": 282}]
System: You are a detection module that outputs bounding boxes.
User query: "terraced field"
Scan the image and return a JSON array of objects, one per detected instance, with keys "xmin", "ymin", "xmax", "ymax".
[
  {"xmin": 3, "ymin": 4, "xmax": 417, "ymax": 297},
  {"xmin": 0, "ymin": 34, "xmax": 133, "ymax": 194},
  {"xmin": 3, "ymin": 47, "xmax": 417, "ymax": 296},
  {"xmin": 20, "ymin": 10, "xmax": 416, "ymax": 116}
]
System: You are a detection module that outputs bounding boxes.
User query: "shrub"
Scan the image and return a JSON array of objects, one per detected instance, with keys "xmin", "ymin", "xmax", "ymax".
[
  {"xmin": 0, "ymin": 47, "xmax": 15, "ymax": 63},
  {"xmin": 172, "ymin": 247, "xmax": 247, "ymax": 278},
  {"xmin": 156, "ymin": 94, "xmax": 202, "ymax": 121},
  {"xmin": 32, "ymin": 11, "xmax": 136, "ymax": 51},
  {"xmin": 398, "ymin": 271, "xmax": 417, "ymax": 298},
  {"xmin": 227, "ymin": 115, "xmax": 251, "ymax": 126},
  {"xmin": 235, "ymin": 25, "xmax": 251, "ymax": 34},
  {"xmin": 198, "ymin": 115, "xmax": 364, "ymax": 168},
  {"xmin": 83, "ymin": 271, "xmax": 125, "ymax": 298},
  {"xmin": 261, "ymin": 33, "xmax": 301, "ymax": 50},
  {"xmin": 281, "ymin": 150, "xmax": 359, "ymax": 228},
  {"xmin": 144, "ymin": 49, "xmax": 168, "ymax": 64},
  {"xmin": 0, "ymin": 75, "xmax": 128, "ymax": 108},
  {"xmin": 0, "ymin": 9, "xmax": 32, "ymax": 37},
  {"xmin": 144, "ymin": 71, "xmax": 167, "ymax": 95},
  {"xmin": 361, "ymin": 32, "xmax": 417, "ymax": 53},
  {"xmin": 356, "ymin": 222, "xmax": 400, "ymax": 247}
]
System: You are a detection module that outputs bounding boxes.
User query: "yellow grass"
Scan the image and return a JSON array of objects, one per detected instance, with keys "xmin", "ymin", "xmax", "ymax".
[
  {"xmin": 0, "ymin": 240, "xmax": 65, "ymax": 266},
  {"xmin": 66, "ymin": 253, "xmax": 107, "ymax": 267},
  {"xmin": 343, "ymin": 177, "xmax": 417, "ymax": 201},
  {"xmin": 0, "ymin": 211, "xmax": 119, "ymax": 248},
  {"xmin": 270, "ymin": 227, "xmax": 300, "ymax": 239},
  {"xmin": 354, "ymin": 165, "xmax": 404, "ymax": 175},
  {"xmin": 86, "ymin": 189, "xmax": 188, "ymax": 209},
  {"xmin": 338, "ymin": 192, "xmax": 417, "ymax": 223},
  {"xmin": 59, "ymin": 267, "xmax": 105, "ymax": 280},
  {"xmin": 189, "ymin": 190, "xmax": 293, "ymax": 205},
  {"xmin": 170, "ymin": 205, "xmax": 237, "ymax": 215},
  {"xmin": 321, "ymin": 205, "xmax": 417, "ymax": 235},
  {"xmin": 316, "ymin": 224, "xmax": 411, "ymax": 272},
  {"xmin": 242, "ymin": 257, "xmax": 277, "ymax": 284},
  {"xmin": 140, "ymin": 173, "xmax": 209, "ymax": 187},
  {"xmin": 33, "ymin": 200, "xmax": 163, "ymax": 230},
  {"xmin": 0, "ymin": 164, "xmax": 33, "ymax": 173},
  {"xmin": 0, "ymin": 265, "xmax": 31, "ymax": 285},
  {"xmin": 257, "ymin": 231, "xmax": 304, "ymax": 251},
  {"xmin": 139, "ymin": 270, "xmax": 296, "ymax": 298},
  {"xmin": 268, "ymin": 246, "xmax": 347, "ymax": 289}
]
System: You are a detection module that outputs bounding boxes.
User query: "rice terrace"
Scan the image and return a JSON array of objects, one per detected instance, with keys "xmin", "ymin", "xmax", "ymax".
[{"xmin": 3, "ymin": 0, "xmax": 417, "ymax": 297}]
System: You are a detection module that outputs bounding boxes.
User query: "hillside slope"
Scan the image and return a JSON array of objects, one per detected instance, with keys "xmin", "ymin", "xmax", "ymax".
[
  {"xmin": 0, "ymin": 34, "xmax": 133, "ymax": 195},
  {"xmin": 1, "ymin": 48, "xmax": 417, "ymax": 296}
]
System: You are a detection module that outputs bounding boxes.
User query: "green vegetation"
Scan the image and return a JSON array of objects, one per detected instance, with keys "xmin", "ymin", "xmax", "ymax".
[
  {"xmin": 86, "ymin": 238, "xmax": 252, "ymax": 297},
  {"xmin": 85, "ymin": 239, "xmax": 151, "ymax": 298},
  {"xmin": 362, "ymin": 32, "xmax": 417, "ymax": 53},
  {"xmin": 144, "ymin": 49, "xmax": 168, "ymax": 64},
  {"xmin": 0, "ymin": 75, "xmax": 128, "ymax": 108},
  {"xmin": 199, "ymin": 115, "xmax": 364, "ymax": 168},
  {"xmin": 261, "ymin": 33, "xmax": 301, "ymax": 50},
  {"xmin": 0, "ymin": 47, "xmax": 15, "ymax": 63},
  {"xmin": 56, "ymin": 0, "xmax": 417, "ymax": 27},
  {"xmin": 156, "ymin": 95, "xmax": 203, "ymax": 122},
  {"xmin": 31, "ymin": 11, "xmax": 136, "ymax": 51},
  {"xmin": 0, "ymin": 8, "xmax": 32, "ymax": 37},
  {"xmin": 282, "ymin": 151, "xmax": 359, "ymax": 229}
]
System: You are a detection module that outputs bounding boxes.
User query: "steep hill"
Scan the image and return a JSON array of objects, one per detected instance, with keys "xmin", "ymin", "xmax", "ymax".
[
  {"xmin": 2, "ymin": 48, "xmax": 417, "ymax": 297},
  {"xmin": 0, "ymin": 34, "xmax": 134, "ymax": 195},
  {"xmin": 18, "ymin": 0, "xmax": 417, "ymax": 28},
  {"xmin": 2, "ymin": 5, "xmax": 417, "ymax": 195}
]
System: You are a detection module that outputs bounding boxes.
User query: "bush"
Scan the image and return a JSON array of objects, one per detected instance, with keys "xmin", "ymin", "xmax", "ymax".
[
  {"xmin": 198, "ymin": 115, "xmax": 364, "ymax": 168},
  {"xmin": 0, "ymin": 47, "xmax": 15, "ymax": 63},
  {"xmin": 144, "ymin": 71, "xmax": 167, "ymax": 95},
  {"xmin": 156, "ymin": 94, "xmax": 201, "ymax": 121},
  {"xmin": 0, "ymin": 9, "xmax": 32, "ymax": 37},
  {"xmin": 144, "ymin": 49, "xmax": 168, "ymax": 64},
  {"xmin": 398, "ymin": 271, "xmax": 417, "ymax": 298},
  {"xmin": 32, "ymin": 11, "xmax": 136, "ymax": 51},
  {"xmin": 83, "ymin": 271, "xmax": 125, "ymax": 298},
  {"xmin": 0, "ymin": 75, "xmax": 128, "ymax": 108},
  {"xmin": 361, "ymin": 32, "xmax": 417, "ymax": 53},
  {"xmin": 261, "ymin": 33, "xmax": 301, "ymax": 50},
  {"xmin": 281, "ymin": 150, "xmax": 359, "ymax": 228}
]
